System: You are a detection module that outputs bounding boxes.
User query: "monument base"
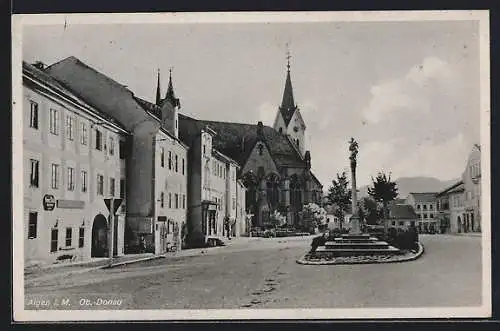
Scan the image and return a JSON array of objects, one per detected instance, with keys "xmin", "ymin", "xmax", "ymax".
[{"xmin": 350, "ymin": 215, "xmax": 361, "ymax": 235}]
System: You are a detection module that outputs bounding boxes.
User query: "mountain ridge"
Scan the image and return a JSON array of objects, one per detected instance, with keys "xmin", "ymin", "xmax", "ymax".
[{"xmin": 357, "ymin": 176, "xmax": 460, "ymax": 199}]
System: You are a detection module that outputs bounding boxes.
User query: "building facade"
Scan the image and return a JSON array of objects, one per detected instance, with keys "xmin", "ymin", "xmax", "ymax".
[
  {"xmin": 462, "ymin": 144, "xmax": 481, "ymax": 232},
  {"xmin": 436, "ymin": 180, "xmax": 465, "ymax": 234},
  {"xmin": 46, "ymin": 57, "xmax": 189, "ymax": 254},
  {"xmin": 388, "ymin": 204, "xmax": 418, "ymax": 230},
  {"xmin": 405, "ymin": 193, "xmax": 439, "ymax": 233},
  {"xmin": 23, "ymin": 61, "xmax": 129, "ymax": 266}
]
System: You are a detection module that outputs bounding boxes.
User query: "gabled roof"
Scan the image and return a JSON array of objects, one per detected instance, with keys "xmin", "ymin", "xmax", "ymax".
[
  {"xmin": 390, "ymin": 204, "xmax": 418, "ymax": 219},
  {"xmin": 23, "ymin": 61, "xmax": 127, "ymax": 132},
  {"xmin": 437, "ymin": 180, "xmax": 465, "ymax": 197},
  {"xmin": 408, "ymin": 192, "xmax": 438, "ymax": 202},
  {"xmin": 134, "ymin": 96, "xmax": 162, "ymax": 119},
  {"xmin": 45, "ymin": 56, "xmax": 159, "ymax": 131},
  {"xmin": 178, "ymin": 114, "xmax": 306, "ymax": 168}
]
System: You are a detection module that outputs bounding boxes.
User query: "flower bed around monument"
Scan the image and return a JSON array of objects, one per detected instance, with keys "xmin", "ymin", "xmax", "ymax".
[{"xmin": 297, "ymin": 242, "xmax": 424, "ymax": 265}]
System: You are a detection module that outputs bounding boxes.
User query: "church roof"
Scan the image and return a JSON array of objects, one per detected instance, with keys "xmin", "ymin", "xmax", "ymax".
[{"xmin": 178, "ymin": 114, "xmax": 306, "ymax": 168}]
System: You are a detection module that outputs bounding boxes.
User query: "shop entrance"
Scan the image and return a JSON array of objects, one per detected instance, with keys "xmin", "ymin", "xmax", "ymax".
[{"xmin": 91, "ymin": 214, "xmax": 108, "ymax": 257}]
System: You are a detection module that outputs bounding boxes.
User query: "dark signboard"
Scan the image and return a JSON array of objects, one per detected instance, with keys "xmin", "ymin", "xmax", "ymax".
[
  {"xmin": 104, "ymin": 198, "xmax": 123, "ymax": 214},
  {"xmin": 57, "ymin": 200, "xmax": 85, "ymax": 209},
  {"xmin": 43, "ymin": 195, "xmax": 56, "ymax": 211}
]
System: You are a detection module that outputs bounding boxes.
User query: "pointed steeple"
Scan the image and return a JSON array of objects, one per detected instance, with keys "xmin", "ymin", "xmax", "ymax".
[
  {"xmin": 155, "ymin": 68, "xmax": 162, "ymax": 106},
  {"xmin": 165, "ymin": 67, "xmax": 181, "ymax": 108},
  {"xmin": 279, "ymin": 49, "xmax": 297, "ymax": 126}
]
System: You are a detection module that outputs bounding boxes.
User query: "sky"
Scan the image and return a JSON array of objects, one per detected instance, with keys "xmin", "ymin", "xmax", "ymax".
[{"xmin": 22, "ymin": 17, "xmax": 481, "ymax": 188}]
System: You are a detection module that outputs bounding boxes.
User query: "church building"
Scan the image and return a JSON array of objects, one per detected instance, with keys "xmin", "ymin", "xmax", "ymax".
[{"xmin": 178, "ymin": 57, "xmax": 323, "ymax": 230}]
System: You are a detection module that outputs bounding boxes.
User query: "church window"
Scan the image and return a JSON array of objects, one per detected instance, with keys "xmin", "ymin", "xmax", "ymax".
[
  {"xmin": 258, "ymin": 144, "xmax": 264, "ymax": 156},
  {"xmin": 266, "ymin": 174, "xmax": 280, "ymax": 211},
  {"xmin": 243, "ymin": 173, "xmax": 258, "ymax": 214},
  {"xmin": 279, "ymin": 127, "xmax": 283, "ymax": 134},
  {"xmin": 290, "ymin": 176, "xmax": 303, "ymax": 211}
]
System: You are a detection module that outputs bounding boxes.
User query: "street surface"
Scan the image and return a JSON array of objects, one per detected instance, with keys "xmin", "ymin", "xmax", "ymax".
[{"xmin": 25, "ymin": 235, "xmax": 482, "ymax": 309}]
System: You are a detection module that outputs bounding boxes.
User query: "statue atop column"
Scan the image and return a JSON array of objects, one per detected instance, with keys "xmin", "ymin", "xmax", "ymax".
[{"xmin": 348, "ymin": 137, "xmax": 361, "ymax": 234}]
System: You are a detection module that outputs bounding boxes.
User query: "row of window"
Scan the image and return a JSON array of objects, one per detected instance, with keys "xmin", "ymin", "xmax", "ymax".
[
  {"xmin": 160, "ymin": 148, "xmax": 185, "ymax": 175},
  {"xmin": 27, "ymin": 212, "xmax": 84, "ymax": 251},
  {"xmin": 160, "ymin": 192, "xmax": 186, "ymax": 210},
  {"xmin": 30, "ymin": 101, "xmax": 121, "ymax": 156},
  {"xmin": 470, "ymin": 162, "xmax": 481, "ymax": 178},
  {"xmin": 416, "ymin": 204, "xmax": 434, "ymax": 210},
  {"xmin": 213, "ymin": 160, "xmax": 226, "ymax": 179},
  {"xmin": 416, "ymin": 212, "xmax": 435, "ymax": 219},
  {"xmin": 29, "ymin": 158, "xmax": 124, "ymax": 197},
  {"xmin": 391, "ymin": 220, "xmax": 416, "ymax": 227}
]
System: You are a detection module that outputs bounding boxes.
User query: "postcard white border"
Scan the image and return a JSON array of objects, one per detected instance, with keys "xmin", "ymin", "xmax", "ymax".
[{"xmin": 12, "ymin": 10, "xmax": 491, "ymax": 321}]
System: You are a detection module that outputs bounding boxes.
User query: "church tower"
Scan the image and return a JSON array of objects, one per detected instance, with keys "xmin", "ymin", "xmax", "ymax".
[
  {"xmin": 156, "ymin": 68, "xmax": 180, "ymax": 139},
  {"xmin": 272, "ymin": 50, "xmax": 307, "ymax": 157}
]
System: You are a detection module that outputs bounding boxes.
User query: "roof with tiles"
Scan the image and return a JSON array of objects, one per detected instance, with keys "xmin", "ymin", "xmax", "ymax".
[
  {"xmin": 45, "ymin": 56, "xmax": 158, "ymax": 131},
  {"xmin": 408, "ymin": 192, "xmax": 438, "ymax": 202},
  {"xmin": 23, "ymin": 61, "xmax": 128, "ymax": 131},
  {"xmin": 389, "ymin": 204, "xmax": 418, "ymax": 219},
  {"xmin": 437, "ymin": 180, "xmax": 465, "ymax": 197},
  {"xmin": 178, "ymin": 114, "xmax": 306, "ymax": 169}
]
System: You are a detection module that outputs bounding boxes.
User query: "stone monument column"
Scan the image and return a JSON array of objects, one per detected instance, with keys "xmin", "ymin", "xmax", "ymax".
[{"xmin": 349, "ymin": 138, "xmax": 361, "ymax": 234}]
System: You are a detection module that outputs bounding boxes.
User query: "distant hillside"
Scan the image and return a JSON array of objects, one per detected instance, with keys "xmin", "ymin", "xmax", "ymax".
[{"xmin": 358, "ymin": 176, "xmax": 460, "ymax": 200}]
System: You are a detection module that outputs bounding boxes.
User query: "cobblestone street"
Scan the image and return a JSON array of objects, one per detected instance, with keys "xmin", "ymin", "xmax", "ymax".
[{"xmin": 25, "ymin": 235, "xmax": 482, "ymax": 309}]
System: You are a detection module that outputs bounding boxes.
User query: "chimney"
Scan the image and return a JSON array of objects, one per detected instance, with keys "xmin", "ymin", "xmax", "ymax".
[
  {"xmin": 257, "ymin": 121, "xmax": 263, "ymax": 139},
  {"xmin": 32, "ymin": 61, "xmax": 46, "ymax": 70},
  {"xmin": 304, "ymin": 150, "xmax": 311, "ymax": 169}
]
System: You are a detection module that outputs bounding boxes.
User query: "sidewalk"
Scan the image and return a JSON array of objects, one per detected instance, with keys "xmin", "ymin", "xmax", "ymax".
[{"xmin": 24, "ymin": 235, "xmax": 315, "ymax": 285}]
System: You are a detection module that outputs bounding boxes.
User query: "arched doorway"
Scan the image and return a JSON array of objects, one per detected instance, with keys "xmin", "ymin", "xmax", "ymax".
[
  {"xmin": 457, "ymin": 216, "xmax": 462, "ymax": 234},
  {"xmin": 91, "ymin": 214, "xmax": 108, "ymax": 257}
]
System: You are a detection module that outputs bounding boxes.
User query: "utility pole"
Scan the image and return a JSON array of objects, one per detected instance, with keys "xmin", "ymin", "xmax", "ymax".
[
  {"xmin": 108, "ymin": 198, "xmax": 115, "ymax": 267},
  {"xmin": 105, "ymin": 197, "xmax": 122, "ymax": 268}
]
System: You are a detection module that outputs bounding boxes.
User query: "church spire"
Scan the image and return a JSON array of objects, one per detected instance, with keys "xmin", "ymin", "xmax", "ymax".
[
  {"xmin": 155, "ymin": 68, "xmax": 161, "ymax": 106},
  {"xmin": 165, "ymin": 67, "xmax": 180, "ymax": 108},
  {"xmin": 279, "ymin": 48, "xmax": 297, "ymax": 125}
]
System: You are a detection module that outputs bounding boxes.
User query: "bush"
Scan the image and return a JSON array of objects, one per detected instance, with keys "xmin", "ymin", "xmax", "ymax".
[
  {"xmin": 387, "ymin": 227, "xmax": 419, "ymax": 251},
  {"xmin": 310, "ymin": 234, "xmax": 327, "ymax": 253}
]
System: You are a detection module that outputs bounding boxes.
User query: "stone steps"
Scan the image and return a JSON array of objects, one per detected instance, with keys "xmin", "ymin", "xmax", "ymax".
[
  {"xmin": 333, "ymin": 237, "xmax": 380, "ymax": 243},
  {"xmin": 315, "ymin": 246, "xmax": 401, "ymax": 257},
  {"xmin": 324, "ymin": 241, "xmax": 390, "ymax": 250}
]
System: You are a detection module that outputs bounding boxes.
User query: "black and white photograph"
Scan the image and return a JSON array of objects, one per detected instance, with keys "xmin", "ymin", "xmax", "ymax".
[{"xmin": 12, "ymin": 11, "xmax": 491, "ymax": 321}]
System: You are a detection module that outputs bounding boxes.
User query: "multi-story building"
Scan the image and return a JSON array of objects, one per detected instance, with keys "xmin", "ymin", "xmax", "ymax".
[
  {"xmin": 462, "ymin": 144, "xmax": 481, "ymax": 232},
  {"xmin": 388, "ymin": 204, "xmax": 418, "ymax": 230},
  {"xmin": 436, "ymin": 180, "xmax": 465, "ymax": 234},
  {"xmin": 405, "ymin": 192, "xmax": 439, "ymax": 233},
  {"xmin": 23, "ymin": 61, "xmax": 129, "ymax": 266},
  {"xmin": 45, "ymin": 56, "xmax": 189, "ymax": 254}
]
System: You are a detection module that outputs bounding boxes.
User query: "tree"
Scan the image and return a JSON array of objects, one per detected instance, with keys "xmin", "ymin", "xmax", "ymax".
[
  {"xmin": 359, "ymin": 197, "xmax": 379, "ymax": 225},
  {"xmin": 367, "ymin": 172, "xmax": 398, "ymax": 236},
  {"xmin": 327, "ymin": 172, "xmax": 352, "ymax": 230},
  {"xmin": 269, "ymin": 210, "xmax": 286, "ymax": 229},
  {"xmin": 304, "ymin": 203, "xmax": 327, "ymax": 230}
]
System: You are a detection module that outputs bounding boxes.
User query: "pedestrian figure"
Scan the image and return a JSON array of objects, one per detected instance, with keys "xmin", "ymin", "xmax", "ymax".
[
  {"xmin": 140, "ymin": 235, "xmax": 146, "ymax": 253},
  {"xmin": 224, "ymin": 217, "xmax": 231, "ymax": 240}
]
